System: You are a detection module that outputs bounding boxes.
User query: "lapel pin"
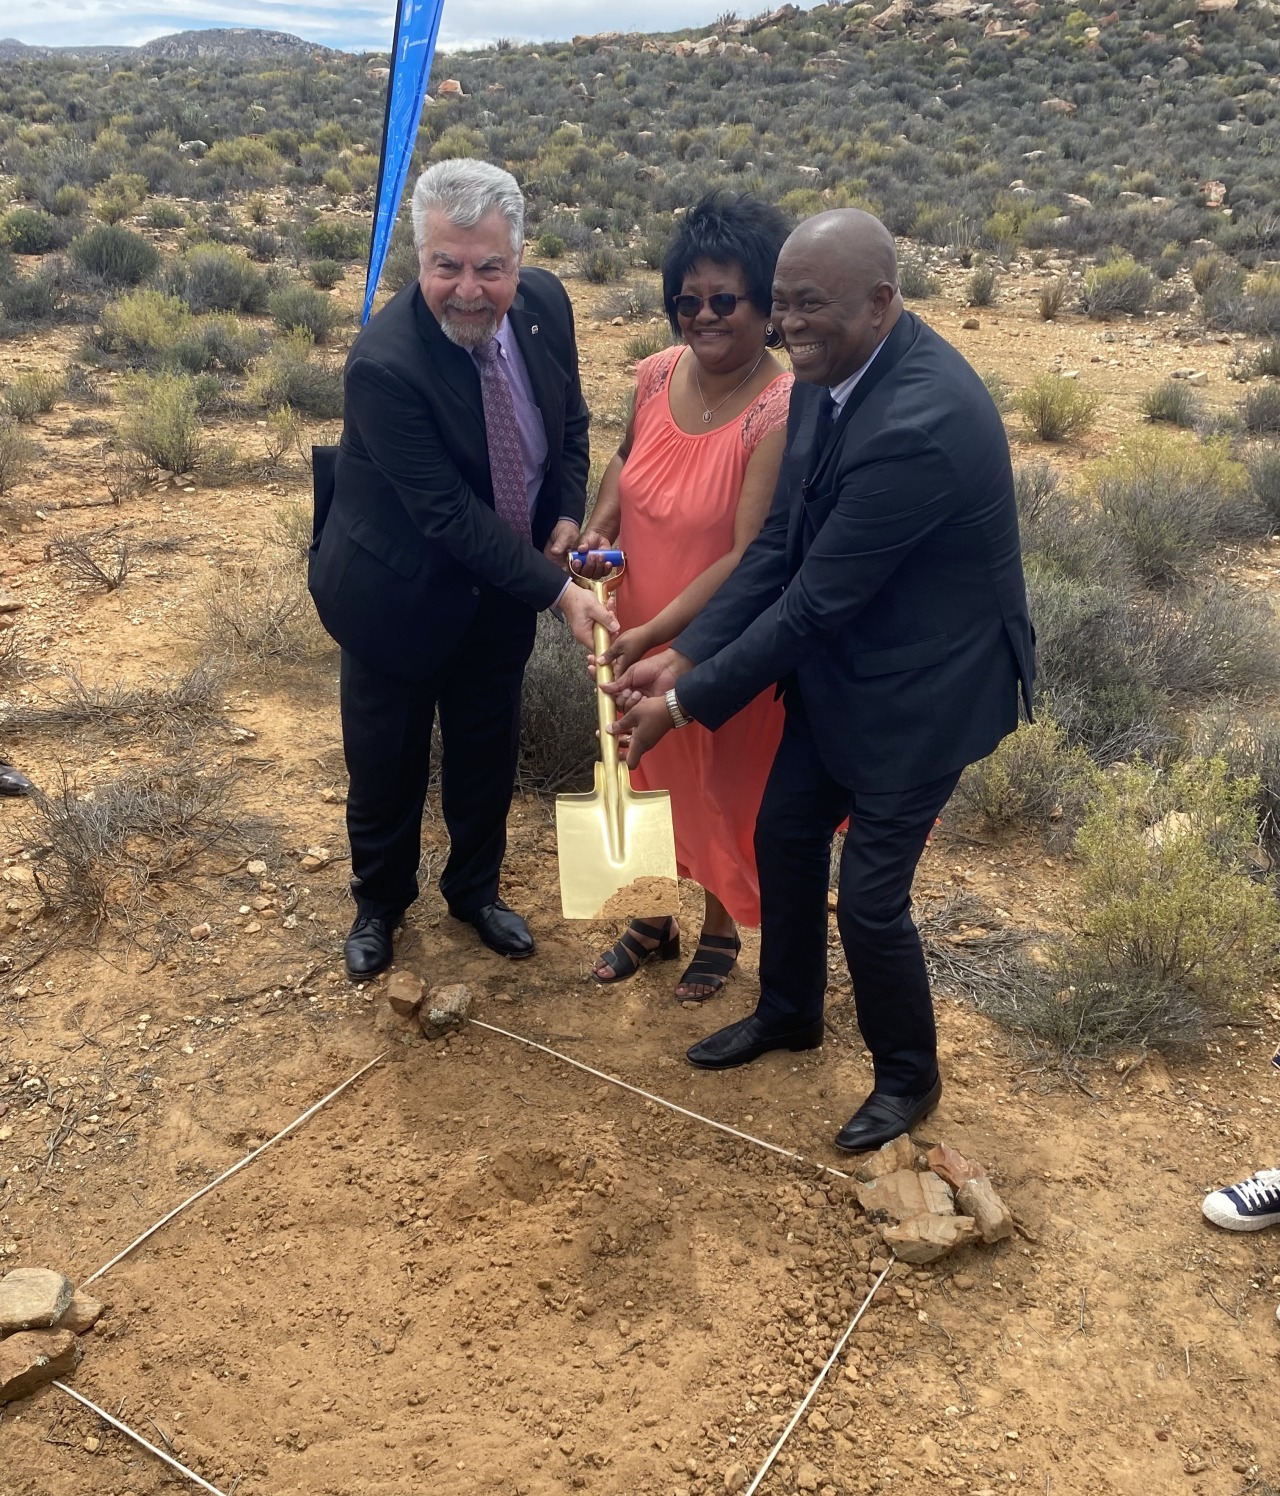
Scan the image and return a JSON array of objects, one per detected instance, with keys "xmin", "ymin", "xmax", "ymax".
[{"xmin": 530, "ymin": 324, "xmax": 539, "ymax": 334}]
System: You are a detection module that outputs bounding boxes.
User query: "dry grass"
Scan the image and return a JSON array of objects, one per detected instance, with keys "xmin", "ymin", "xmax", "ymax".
[
  {"xmin": 45, "ymin": 529, "xmax": 131, "ymax": 591},
  {"xmin": 191, "ymin": 557, "xmax": 330, "ymax": 664},
  {"xmin": 0, "ymin": 663, "xmax": 229, "ymax": 744}
]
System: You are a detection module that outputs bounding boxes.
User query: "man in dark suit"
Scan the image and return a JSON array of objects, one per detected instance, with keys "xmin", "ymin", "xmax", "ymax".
[
  {"xmin": 310, "ymin": 158, "xmax": 613, "ymax": 981},
  {"xmin": 607, "ymin": 208, "xmax": 1034, "ymax": 1153}
]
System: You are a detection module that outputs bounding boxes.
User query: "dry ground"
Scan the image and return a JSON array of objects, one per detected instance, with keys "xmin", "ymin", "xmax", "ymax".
[{"xmin": 0, "ymin": 258, "xmax": 1278, "ymax": 1496}]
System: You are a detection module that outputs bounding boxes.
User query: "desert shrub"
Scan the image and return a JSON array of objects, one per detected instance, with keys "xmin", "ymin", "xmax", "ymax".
[
  {"xmin": 1080, "ymin": 256, "xmax": 1153, "ymax": 319},
  {"xmin": 1, "ymin": 260, "xmax": 70, "ymax": 325},
  {"xmin": 118, "ymin": 370, "xmax": 201, "ymax": 474},
  {"xmin": 1243, "ymin": 385, "xmax": 1280, "ymax": 436},
  {"xmin": 163, "ymin": 246, "xmax": 267, "ymax": 314},
  {"xmin": 518, "ymin": 611, "xmax": 600, "ymax": 790},
  {"xmin": 1, "ymin": 209, "xmax": 57, "ymax": 255},
  {"xmin": 1248, "ymin": 445, "xmax": 1280, "ymax": 523},
  {"xmin": 1017, "ymin": 374, "xmax": 1100, "ymax": 442},
  {"xmin": 607, "ymin": 282, "xmax": 662, "ymax": 320},
  {"xmin": 193, "ymin": 558, "xmax": 329, "ymax": 662},
  {"xmin": 1191, "ymin": 706, "xmax": 1280, "ymax": 848},
  {"xmin": 1140, "ymin": 379, "xmax": 1199, "ymax": 428},
  {"xmin": 1252, "ymin": 342, "xmax": 1280, "ymax": 379},
  {"xmin": 148, "ymin": 202, "xmax": 186, "ymax": 231},
  {"xmin": 175, "ymin": 314, "xmax": 263, "ymax": 376},
  {"xmin": 1089, "ymin": 435, "xmax": 1253, "ymax": 584},
  {"xmin": 3, "ymin": 371, "xmax": 63, "ymax": 422},
  {"xmin": 1016, "ymin": 468, "xmax": 1131, "ymax": 588},
  {"xmin": 0, "ymin": 421, "xmax": 37, "ymax": 492},
  {"xmin": 93, "ymin": 172, "xmax": 146, "ymax": 226},
  {"xmin": 981, "ymin": 371, "xmax": 1013, "ymax": 415},
  {"xmin": 956, "ymin": 716, "xmax": 1098, "ymax": 836},
  {"xmin": 1054, "ymin": 756, "xmax": 1280, "ymax": 1030},
  {"xmin": 582, "ymin": 246, "xmax": 629, "ymax": 284},
  {"xmin": 898, "ymin": 258, "xmax": 939, "ymax": 299},
  {"xmin": 302, "ymin": 219, "xmax": 368, "ymax": 261},
  {"xmin": 45, "ymin": 531, "xmax": 130, "ymax": 591},
  {"xmin": 1202, "ymin": 269, "xmax": 1251, "ymax": 331},
  {"xmin": 1037, "ymin": 278, "xmax": 1066, "ymax": 321},
  {"xmin": 1132, "ymin": 581, "xmax": 1280, "ymax": 697},
  {"xmin": 307, "ymin": 259, "xmax": 344, "ymax": 290},
  {"xmin": 535, "ymin": 232, "xmax": 566, "ymax": 259},
  {"xmin": 271, "ymin": 493, "xmax": 313, "ymax": 558},
  {"xmin": 268, "ymin": 282, "xmax": 339, "ymax": 343},
  {"xmin": 71, "ymin": 225, "xmax": 159, "ymax": 287},
  {"xmin": 966, "ymin": 263, "xmax": 998, "ymax": 307},
  {"xmin": 625, "ymin": 327, "xmax": 671, "ymax": 363},
  {"xmin": 247, "ymin": 332, "xmax": 344, "ymax": 419},
  {"xmin": 97, "ymin": 289, "xmax": 191, "ymax": 366},
  {"xmin": 1190, "ymin": 254, "xmax": 1226, "ymax": 296}
]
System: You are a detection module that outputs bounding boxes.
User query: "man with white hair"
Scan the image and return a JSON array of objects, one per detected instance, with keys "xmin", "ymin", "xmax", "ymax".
[{"xmin": 310, "ymin": 158, "xmax": 612, "ymax": 981}]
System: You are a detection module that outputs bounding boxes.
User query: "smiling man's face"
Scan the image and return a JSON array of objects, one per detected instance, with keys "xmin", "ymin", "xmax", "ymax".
[
  {"xmin": 418, "ymin": 207, "xmax": 522, "ymax": 348},
  {"xmin": 771, "ymin": 235, "xmax": 896, "ymax": 387}
]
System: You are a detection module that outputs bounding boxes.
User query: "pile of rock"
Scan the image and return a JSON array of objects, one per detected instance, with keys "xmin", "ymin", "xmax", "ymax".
[
  {"xmin": 849, "ymin": 1135, "xmax": 1013, "ymax": 1263},
  {"xmin": 0, "ymin": 1267, "xmax": 100, "ymax": 1403},
  {"xmin": 375, "ymin": 973, "xmax": 473, "ymax": 1043}
]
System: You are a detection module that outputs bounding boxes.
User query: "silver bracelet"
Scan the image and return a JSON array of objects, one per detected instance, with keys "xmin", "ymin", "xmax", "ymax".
[{"xmin": 665, "ymin": 688, "xmax": 692, "ymax": 729}]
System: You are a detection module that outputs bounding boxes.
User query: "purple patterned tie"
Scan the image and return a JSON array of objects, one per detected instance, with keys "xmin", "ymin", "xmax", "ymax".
[{"xmin": 472, "ymin": 337, "xmax": 533, "ymax": 543}]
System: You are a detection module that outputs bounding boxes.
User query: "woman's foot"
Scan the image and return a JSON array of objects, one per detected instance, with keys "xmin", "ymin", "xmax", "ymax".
[
  {"xmin": 593, "ymin": 917, "xmax": 680, "ymax": 983},
  {"xmin": 675, "ymin": 930, "xmax": 741, "ymax": 1001}
]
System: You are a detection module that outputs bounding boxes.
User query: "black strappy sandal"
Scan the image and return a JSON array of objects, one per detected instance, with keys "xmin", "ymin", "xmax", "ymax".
[
  {"xmin": 593, "ymin": 917, "xmax": 680, "ymax": 984},
  {"xmin": 674, "ymin": 932, "xmax": 741, "ymax": 1001}
]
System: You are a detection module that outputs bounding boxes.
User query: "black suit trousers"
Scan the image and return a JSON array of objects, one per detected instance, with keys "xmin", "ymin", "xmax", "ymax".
[
  {"xmin": 339, "ymin": 590, "xmax": 536, "ymax": 923},
  {"xmin": 753, "ymin": 702, "xmax": 960, "ymax": 1094}
]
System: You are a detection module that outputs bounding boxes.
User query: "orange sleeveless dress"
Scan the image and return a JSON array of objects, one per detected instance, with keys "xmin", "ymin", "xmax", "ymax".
[{"xmin": 613, "ymin": 345, "xmax": 793, "ymax": 927}]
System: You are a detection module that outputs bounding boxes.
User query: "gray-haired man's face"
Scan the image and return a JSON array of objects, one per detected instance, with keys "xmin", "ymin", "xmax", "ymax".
[{"xmin": 418, "ymin": 207, "xmax": 523, "ymax": 348}]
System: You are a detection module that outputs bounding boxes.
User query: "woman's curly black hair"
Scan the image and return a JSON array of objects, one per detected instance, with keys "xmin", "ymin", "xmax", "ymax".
[{"xmin": 661, "ymin": 191, "xmax": 793, "ymax": 347}]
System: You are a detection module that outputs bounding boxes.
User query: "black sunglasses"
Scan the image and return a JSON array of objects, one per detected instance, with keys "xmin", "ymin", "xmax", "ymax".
[{"xmin": 671, "ymin": 292, "xmax": 748, "ymax": 319}]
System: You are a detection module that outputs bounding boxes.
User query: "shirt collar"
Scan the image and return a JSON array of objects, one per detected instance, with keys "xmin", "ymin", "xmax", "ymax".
[{"xmin": 828, "ymin": 335, "xmax": 886, "ymax": 413}]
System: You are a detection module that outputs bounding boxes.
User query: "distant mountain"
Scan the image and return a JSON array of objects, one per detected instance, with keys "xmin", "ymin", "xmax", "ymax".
[{"xmin": 0, "ymin": 28, "xmax": 331, "ymax": 63}]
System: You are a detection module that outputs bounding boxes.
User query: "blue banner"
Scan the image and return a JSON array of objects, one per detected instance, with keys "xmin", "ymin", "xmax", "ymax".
[{"xmin": 363, "ymin": 0, "xmax": 447, "ymax": 324}]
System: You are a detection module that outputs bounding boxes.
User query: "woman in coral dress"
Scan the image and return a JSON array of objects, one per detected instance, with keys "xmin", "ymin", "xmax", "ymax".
[{"xmin": 578, "ymin": 193, "xmax": 793, "ymax": 999}]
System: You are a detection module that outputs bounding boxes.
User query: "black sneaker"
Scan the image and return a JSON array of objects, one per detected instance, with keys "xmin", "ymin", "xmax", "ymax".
[{"xmin": 1201, "ymin": 1168, "xmax": 1280, "ymax": 1231}]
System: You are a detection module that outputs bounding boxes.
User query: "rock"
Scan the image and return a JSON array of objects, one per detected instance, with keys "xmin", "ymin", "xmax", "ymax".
[
  {"xmin": 298, "ymin": 855, "xmax": 324, "ymax": 872},
  {"xmin": 723, "ymin": 1463, "xmax": 748, "ymax": 1493},
  {"xmin": 796, "ymin": 1462, "xmax": 822, "ymax": 1492},
  {"xmin": 961, "ymin": 316, "xmax": 980, "ymax": 330},
  {"xmin": 0, "ymin": 1328, "xmax": 81, "ymax": 1402},
  {"xmin": 853, "ymin": 1133, "xmax": 915, "ymax": 1182},
  {"xmin": 827, "ymin": 1401, "xmax": 853, "ymax": 1430},
  {"xmin": 1186, "ymin": 371, "xmax": 1208, "ymax": 387},
  {"xmin": 0, "ymin": 593, "xmax": 22, "ymax": 614},
  {"xmin": 1041, "ymin": 97, "xmax": 1077, "ymax": 115},
  {"xmin": 386, "ymin": 971, "xmax": 426, "ymax": 1017},
  {"xmin": 854, "ymin": 1169, "xmax": 929, "ymax": 1223},
  {"xmin": 189, "ymin": 922, "xmax": 211, "ymax": 941},
  {"xmin": 438, "ymin": 78, "xmax": 467, "ymax": 98},
  {"xmin": 880, "ymin": 1213, "xmax": 976, "ymax": 1263},
  {"xmin": 246, "ymin": 859, "xmax": 268, "ymax": 876},
  {"xmin": 419, "ymin": 983, "xmax": 473, "ymax": 1039},
  {"xmin": 924, "ymin": 1142, "xmax": 986, "ymax": 1190},
  {"xmin": 56, "ymin": 1290, "xmax": 102, "ymax": 1335},
  {"xmin": 919, "ymin": 1171, "xmax": 956, "ymax": 1216},
  {"xmin": 956, "ymin": 1177, "xmax": 1014, "ymax": 1242},
  {"xmin": 0, "ymin": 1268, "xmax": 75, "ymax": 1333},
  {"xmin": 1201, "ymin": 179, "xmax": 1228, "ymax": 208}
]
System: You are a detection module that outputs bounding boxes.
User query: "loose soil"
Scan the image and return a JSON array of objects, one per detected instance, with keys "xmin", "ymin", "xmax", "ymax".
[{"xmin": 1, "ymin": 259, "xmax": 1278, "ymax": 1496}]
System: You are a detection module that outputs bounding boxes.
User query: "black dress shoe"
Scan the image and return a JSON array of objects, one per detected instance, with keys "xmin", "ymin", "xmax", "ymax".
[
  {"xmin": 686, "ymin": 1013, "xmax": 824, "ymax": 1070},
  {"xmin": 0, "ymin": 763, "xmax": 34, "ymax": 796},
  {"xmin": 454, "ymin": 899, "xmax": 534, "ymax": 958},
  {"xmin": 833, "ymin": 1075, "xmax": 943, "ymax": 1153},
  {"xmin": 344, "ymin": 913, "xmax": 396, "ymax": 981}
]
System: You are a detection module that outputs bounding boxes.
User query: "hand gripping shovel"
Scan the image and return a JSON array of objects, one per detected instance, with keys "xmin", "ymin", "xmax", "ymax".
[{"xmin": 556, "ymin": 551, "xmax": 678, "ymax": 920}]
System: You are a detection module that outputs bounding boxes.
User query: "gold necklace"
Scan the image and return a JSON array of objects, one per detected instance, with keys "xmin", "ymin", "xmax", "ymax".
[{"xmin": 692, "ymin": 346, "xmax": 767, "ymax": 424}]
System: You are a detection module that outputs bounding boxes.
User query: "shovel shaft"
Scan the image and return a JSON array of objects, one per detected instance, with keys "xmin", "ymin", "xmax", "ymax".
[{"xmin": 590, "ymin": 579, "xmax": 624, "ymax": 859}]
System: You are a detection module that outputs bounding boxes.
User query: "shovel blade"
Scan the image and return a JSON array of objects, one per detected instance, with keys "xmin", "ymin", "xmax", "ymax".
[{"xmin": 556, "ymin": 764, "xmax": 678, "ymax": 919}]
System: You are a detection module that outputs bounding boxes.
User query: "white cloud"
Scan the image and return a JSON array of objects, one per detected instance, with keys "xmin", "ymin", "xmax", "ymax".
[{"xmin": 4, "ymin": 0, "xmax": 725, "ymax": 51}]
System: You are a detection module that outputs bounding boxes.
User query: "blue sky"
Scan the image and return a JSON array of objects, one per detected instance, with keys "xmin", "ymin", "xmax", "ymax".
[{"xmin": 3, "ymin": 0, "xmax": 721, "ymax": 53}]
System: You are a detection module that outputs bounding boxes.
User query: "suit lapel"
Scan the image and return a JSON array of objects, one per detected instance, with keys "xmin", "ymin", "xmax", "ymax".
[
  {"xmin": 506, "ymin": 291, "xmax": 563, "ymax": 461},
  {"xmin": 809, "ymin": 312, "xmax": 918, "ymax": 494},
  {"xmin": 411, "ymin": 286, "xmax": 488, "ymax": 469}
]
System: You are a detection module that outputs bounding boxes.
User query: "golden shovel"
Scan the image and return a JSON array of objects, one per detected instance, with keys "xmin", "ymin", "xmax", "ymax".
[{"xmin": 556, "ymin": 551, "xmax": 678, "ymax": 920}]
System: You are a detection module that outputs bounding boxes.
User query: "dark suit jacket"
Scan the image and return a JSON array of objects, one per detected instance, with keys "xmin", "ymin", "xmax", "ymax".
[
  {"xmin": 309, "ymin": 267, "xmax": 590, "ymax": 681},
  {"xmin": 675, "ymin": 311, "xmax": 1034, "ymax": 793}
]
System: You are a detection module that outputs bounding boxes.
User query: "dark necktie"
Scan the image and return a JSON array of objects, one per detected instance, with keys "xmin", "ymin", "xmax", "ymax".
[{"xmin": 472, "ymin": 337, "xmax": 533, "ymax": 543}]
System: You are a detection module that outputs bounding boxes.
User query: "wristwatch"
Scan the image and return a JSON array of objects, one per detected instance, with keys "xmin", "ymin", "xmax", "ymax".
[{"xmin": 665, "ymin": 688, "xmax": 692, "ymax": 728}]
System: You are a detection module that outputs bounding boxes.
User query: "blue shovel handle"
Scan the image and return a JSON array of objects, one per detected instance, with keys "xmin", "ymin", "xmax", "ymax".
[{"xmin": 570, "ymin": 549, "xmax": 625, "ymax": 566}]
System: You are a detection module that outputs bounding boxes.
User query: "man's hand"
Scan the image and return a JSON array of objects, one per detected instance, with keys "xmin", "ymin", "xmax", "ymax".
[
  {"xmin": 558, "ymin": 582, "xmax": 619, "ymax": 649},
  {"xmin": 543, "ymin": 519, "xmax": 580, "ymax": 570},
  {"xmin": 609, "ymin": 693, "xmax": 674, "ymax": 768},
  {"xmin": 601, "ymin": 648, "xmax": 693, "ymax": 712}
]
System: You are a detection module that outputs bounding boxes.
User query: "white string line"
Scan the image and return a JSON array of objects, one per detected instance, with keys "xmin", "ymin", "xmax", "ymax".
[
  {"xmin": 468, "ymin": 1018, "xmax": 849, "ymax": 1180},
  {"xmin": 744, "ymin": 1258, "xmax": 895, "ymax": 1496},
  {"xmin": 52, "ymin": 1381, "xmax": 231, "ymax": 1496},
  {"xmin": 83, "ymin": 1051, "xmax": 387, "ymax": 1287}
]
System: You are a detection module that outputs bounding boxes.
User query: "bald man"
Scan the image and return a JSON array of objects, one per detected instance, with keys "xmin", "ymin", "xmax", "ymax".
[{"xmin": 608, "ymin": 209, "xmax": 1034, "ymax": 1153}]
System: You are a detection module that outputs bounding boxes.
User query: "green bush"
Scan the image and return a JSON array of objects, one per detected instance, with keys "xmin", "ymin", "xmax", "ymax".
[
  {"xmin": 268, "ymin": 282, "xmax": 339, "ymax": 343},
  {"xmin": 248, "ymin": 332, "xmax": 344, "ymax": 419},
  {"xmin": 1017, "ymin": 374, "xmax": 1100, "ymax": 442},
  {"xmin": 0, "ymin": 420, "xmax": 37, "ymax": 492},
  {"xmin": 1252, "ymin": 342, "xmax": 1280, "ymax": 379},
  {"xmin": 1248, "ymin": 445, "xmax": 1280, "ymax": 523},
  {"xmin": 898, "ymin": 258, "xmax": 939, "ymax": 299},
  {"xmin": 956, "ymin": 716, "xmax": 1097, "ymax": 835},
  {"xmin": 97, "ymin": 289, "xmax": 192, "ymax": 366},
  {"xmin": 1243, "ymin": 385, "xmax": 1280, "ymax": 436},
  {"xmin": 163, "ymin": 246, "xmax": 267, "ymax": 314},
  {"xmin": 1080, "ymin": 256, "xmax": 1153, "ymax": 319},
  {"xmin": 581, "ymin": 246, "xmax": 629, "ymax": 284},
  {"xmin": 3, "ymin": 371, "xmax": 63, "ymax": 422},
  {"xmin": 119, "ymin": 370, "xmax": 201, "ymax": 474},
  {"xmin": 535, "ymin": 232, "xmax": 566, "ymax": 259},
  {"xmin": 1133, "ymin": 581, "xmax": 1280, "ymax": 697},
  {"xmin": 71, "ymin": 224, "xmax": 159, "ymax": 287},
  {"xmin": 1, "ymin": 261, "xmax": 69, "ymax": 324},
  {"xmin": 966, "ymin": 263, "xmax": 998, "ymax": 307},
  {"xmin": 1190, "ymin": 254, "xmax": 1226, "ymax": 296},
  {"xmin": 306, "ymin": 259, "xmax": 344, "ymax": 290},
  {"xmin": 1, "ymin": 209, "xmax": 58, "ymax": 255},
  {"xmin": 1140, "ymin": 378, "xmax": 1199, "ymax": 428},
  {"xmin": 94, "ymin": 172, "xmax": 146, "ymax": 225},
  {"xmin": 302, "ymin": 219, "xmax": 369, "ymax": 262},
  {"xmin": 982, "ymin": 371, "xmax": 1013, "ymax": 416},
  {"xmin": 148, "ymin": 202, "xmax": 186, "ymax": 231},
  {"xmin": 624, "ymin": 327, "xmax": 671, "ymax": 363},
  {"xmin": 1037, "ymin": 278, "xmax": 1067, "ymax": 322}
]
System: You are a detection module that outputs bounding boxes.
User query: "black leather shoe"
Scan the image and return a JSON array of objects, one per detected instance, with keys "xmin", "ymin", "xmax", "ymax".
[
  {"xmin": 454, "ymin": 899, "xmax": 535, "ymax": 959},
  {"xmin": 344, "ymin": 913, "xmax": 396, "ymax": 981},
  {"xmin": 686, "ymin": 1013, "xmax": 824, "ymax": 1070},
  {"xmin": 0, "ymin": 763, "xmax": 33, "ymax": 796},
  {"xmin": 833, "ymin": 1076, "xmax": 943, "ymax": 1153}
]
